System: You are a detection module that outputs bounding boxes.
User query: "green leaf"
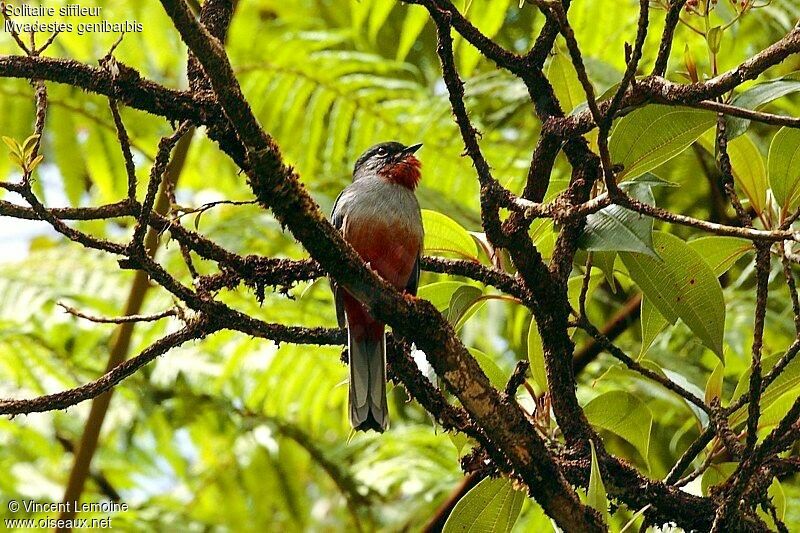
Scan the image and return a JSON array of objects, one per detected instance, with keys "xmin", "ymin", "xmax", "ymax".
[
  {"xmin": 443, "ymin": 477, "xmax": 524, "ymax": 533},
  {"xmin": 457, "ymin": 0, "xmax": 511, "ymax": 76},
  {"xmin": 527, "ymin": 316, "xmax": 547, "ymax": 394},
  {"xmin": 730, "ymin": 350, "xmax": 800, "ymax": 428},
  {"xmin": 530, "ymin": 219, "xmax": 557, "ymax": 259},
  {"xmin": 584, "ymin": 391, "xmax": 653, "ymax": 464},
  {"xmin": 8, "ymin": 151, "xmax": 23, "ymax": 168},
  {"xmin": 603, "ymin": 359, "xmax": 707, "ymax": 426},
  {"xmin": 21, "ymin": 134, "xmax": 39, "ymax": 159},
  {"xmin": 638, "ymin": 238, "xmax": 746, "ymax": 360},
  {"xmin": 701, "ymin": 462, "xmax": 737, "ymax": 496},
  {"xmin": 759, "ymin": 478, "xmax": 786, "ymax": 529},
  {"xmin": 636, "ymin": 236, "xmax": 743, "ymax": 356},
  {"xmin": 28, "ymin": 154, "xmax": 44, "ymax": 172},
  {"xmin": 684, "ymin": 44, "xmax": 698, "ymax": 83},
  {"xmin": 726, "ymin": 134, "xmax": 768, "ymax": 215},
  {"xmin": 587, "ymin": 440, "xmax": 609, "ymax": 524},
  {"xmin": 768, "ymin": 126, "xmax": 800, "ymax": 213},
  {"xmin": 727, "ymin": 72, "xmax": 800, "ymax": 138},
  {"xmin": 567, "ymin": 270, "xmax": 604, "ymax": 312},
  {"xmin": 661, "ymin": 366, "xmax": 709, "ymax": 426},
  {"xmin": 547, "ymin": 46, "xmax": 585, "ymax": 114},
  {"xmin": 578, "ymin": 180, "xmax": 656, "ymax": 255},
  {"xmin": 447, "ymin": 285, "xmax": 484, "ymax": 331},
  {"xmin": 706, "ymin": 26, "xmax": 723, "ymax": 54},
  {"xmin": 368, "ymin": 0, "xmax": 395, "ymax": 42},
  {"xmin": 418, "ymin": 281, "xmax": 467, "ymax": 311},
  {"xmin": 610, "ymin": 105, "xmax": 716, "ymax": 180},
  {"xmin": 594, "ymin": 251, "xmax": 618, "ymax": 290},
  {"xmin": 2, "ymin": 136, "xmax": 21, "ymax": 157},
  {"xmin": 468, "ymin": 348, "xmax": 507, "ymax": 391},
  {"xmin": 422, "ymin": 209, "xmax": 479, "ymax": 260},
  {"xmin": 699, "ymin": 130, "xmax": 767, "ymax": 214},
  {"xmin": 639, "ymin": 296, "xmax": 666, "ymax": 357},
  {"xmin": 705, "ymin": 361, "xmax": 724, "ymax": 405},
  {"xmin": 448, "ymin": 431, "xmax": 471, "ymax": 456},
  {"xmin": 50, "ymin": 106, "xmax": 86, "ymax": 206},
  {"xmin": 621, "ymin": 232, "xmax": 726, "ymax": 358},
  {"xmin": 84, "ymin": 124, "xmax": 125, "ymax": 203},
  {"xmin": 396, "ymin": 6, "xmax": 429, "ymax": 61},
  {"xmin": 629, "ymin": 172, "xmax": 680, "ymax": 188},
  {"xmin": 757, "ymin": 393, "xmax": 797, "ymax": 432},
  {"xmin": 688, "ymin": 236, "xmax": 752, "ymax": 276}
]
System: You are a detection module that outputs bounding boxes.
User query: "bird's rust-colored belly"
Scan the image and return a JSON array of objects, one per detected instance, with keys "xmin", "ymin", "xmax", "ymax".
[{"xmin": 345, "ymin": 220, "xmax": 420, "ymax": 290}]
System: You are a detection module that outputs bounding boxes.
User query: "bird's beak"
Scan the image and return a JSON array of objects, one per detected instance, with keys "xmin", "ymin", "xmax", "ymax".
[{"xmin": 403, "ymin": 143, "xmax": 423, "ymax": 155}]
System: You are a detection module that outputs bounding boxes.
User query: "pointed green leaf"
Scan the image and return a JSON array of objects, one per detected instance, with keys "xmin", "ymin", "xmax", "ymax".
[
  {"xmin": 730, "ymin": 350, "xmax": 800, "ymax": 428},
  {"xmin": 610, "ymin": 105, "xmax": 716, "ymax": 180},
  {"xmin": 584, "ymin": 391, "xmax": 652, "ymax": 464},
  {"xmin": 699, "ymin": 130, "xmax": 767, "ymax": 214},
  {"xmin": 27, "ymin": 154, "xmax": 44, "ymax": 173},
  {"xmin": 621, "ymin": 232, "xmax": 726, "ymax": 358},
  {"xmin": 762, "ymin": 478, "xmax": 786, "ymax": 529},
  {"xmin": 457, "ymin": 0, "xmax": 511, "ymax": 76},
  {"xmin": 567, "ymin": 270, "xmax": 604, "ymax": 312},
  {"xmin": 396, "ymin": 6, "xmax": 429, "ymax": 60},
  {"xmin": 579, "ymin": 180, "xmax": 656, "ymax": 255},
  {"xmin": 639, "ymin": 235, "xmax": 746, "ymax": 357},
  {"xmin": 423, "ymin": 209, "xmax": 479, "ymax": 261},
  {"xmin": 21, "ymin": 134, "xmax": 39, "ymax": 158},
  {"xmin": 701, "ymin": 462, "xmax": 737, "ymax": 496},
  {"xmin": 592, "ymin": 250, "xmax": 618, "ymax": 290},
  {"xmin": 527, "ymin": 316, "xmax": 547, "ymax": 394},
  {"xmin": 768, "ymin": 127, "xmax": 800, "ymax": 213},
  {"xmin": 50, "ymin": 106, "xmax": 86, "ymax": 206},
  {"xmin": 705, "ymin": 361, "xmax": 724, "ymax": 405},
  {"xmin": 727, "ymin": 72, "xmax": 800, "ymax": 138},
  {"xmin": 418, "ymin": 281, "xmax": 467, "ymax": 311},
  {"xmin": 547, "ymin": 47, "xmax": 584, "ymax": 114},
  {"xmin": 368, "ymin": 0, "xmax": 395, "ymax": 42},
  {"xmin": 661, "ymin": 366, "xmax": 709, "ymax": 426},
  {"xmin": 447, "ymin": 285, "xmax": 483, "ymax": 331},
  {"xmin": 469, "ymin": 348, "xmax": 508, "ymax": 391},
  {"xmin": 443, "ymin": 477, "xmax": 524, "ymax": 533},
  {"xmin": 684, "ymin": 44, "xmax": 699, "ymax": 83},
  {"xmin": 688, "ymin": 236, "xmax": 752, "ymax": 276},
  {"xmin": 706, "ymin": 26, "xmax": 723, "ymax": 54},
  {"xmin": 640, "ymin": 296, "xmax": 667, "ymax": 357},
  {"xmin": 8, "ymin": 151, "xmax": 23, "ymax": 168},
  {"xmin": 2, "ymin": 136, "xmax": 21, "ymax": 157},
  {"xmin": 448, "ymin": 431, "xmax": 471, "ymax": 456},
  {"xmin": 629, "ymin": 172, "xmax": 680, "ymax": 188},
  {"xmin": 587, "ymin": 440, "xmax": 609, "ymax": 524}
]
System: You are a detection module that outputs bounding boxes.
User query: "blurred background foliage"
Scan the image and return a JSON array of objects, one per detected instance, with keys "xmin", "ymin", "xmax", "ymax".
[{"xmin": 1, "ymin": 0, "xmax": 800, "ymax": 531}]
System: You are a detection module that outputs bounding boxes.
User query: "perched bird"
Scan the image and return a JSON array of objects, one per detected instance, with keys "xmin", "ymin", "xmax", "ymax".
[{"xmin": 331, "ymin": 141, "xmax": 424, "ymax": 432}]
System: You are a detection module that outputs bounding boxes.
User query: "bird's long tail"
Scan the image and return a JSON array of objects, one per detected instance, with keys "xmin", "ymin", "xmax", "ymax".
[{"xmin": 348, "ymin": 321, "xmax": 388, "ymax": 432}]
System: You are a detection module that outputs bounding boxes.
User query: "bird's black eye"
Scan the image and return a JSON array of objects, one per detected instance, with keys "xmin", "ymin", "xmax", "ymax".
[{"xmin": 376, "ymin": 147, "xmax": 387, "ymax": 156}]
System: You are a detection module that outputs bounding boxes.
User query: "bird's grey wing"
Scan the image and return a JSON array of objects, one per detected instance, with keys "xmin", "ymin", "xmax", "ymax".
[{"xmin": 330, "ymin": 192, "xmax": 347, "ymax": 328}]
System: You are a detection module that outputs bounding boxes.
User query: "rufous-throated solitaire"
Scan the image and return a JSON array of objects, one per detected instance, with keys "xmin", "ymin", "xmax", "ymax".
[{"xmin": 331, "ymin": 141, "xmax": 424, "ymax": 432}]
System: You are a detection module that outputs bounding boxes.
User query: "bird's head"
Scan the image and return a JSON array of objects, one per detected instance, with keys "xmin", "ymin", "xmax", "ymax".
[{"xmin": 353, "ymin": 141, "xmax": 422, "ymax": 190}]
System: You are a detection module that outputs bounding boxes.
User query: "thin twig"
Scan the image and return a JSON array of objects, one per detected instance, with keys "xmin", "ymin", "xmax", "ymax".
[
  {"xmin": 109, "ymin": 100, "xmax": 138, "ymax": 201},
  {"xmin": 58, "ymin": 303, "xmax": 179, "ymax": 324}
]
